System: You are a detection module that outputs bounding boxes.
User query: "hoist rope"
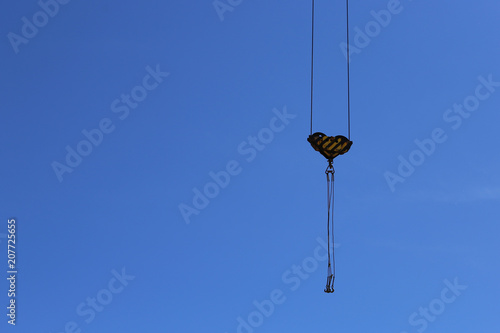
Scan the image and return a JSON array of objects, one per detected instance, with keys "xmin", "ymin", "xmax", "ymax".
[
  {"xmin": 310, "ymin": 0, "xmax": 315, "ymax": 136},
  {"xmin": 345, "ymin": 0, "xmax": 351, "ymax": 140},
  {"xmin": 309, "ymin": 0, "xmax": 352, "ymax": 139}
]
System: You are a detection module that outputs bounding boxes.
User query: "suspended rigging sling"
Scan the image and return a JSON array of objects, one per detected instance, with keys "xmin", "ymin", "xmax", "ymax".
[{"xmin": 307, "ymin": 0, "xmax": 353, "ymax": 293}]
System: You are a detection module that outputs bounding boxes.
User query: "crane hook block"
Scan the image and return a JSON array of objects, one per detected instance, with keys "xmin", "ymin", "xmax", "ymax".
[{"xmin": 307, "ymin": 132, "xmax": 352, "ymax": 161}]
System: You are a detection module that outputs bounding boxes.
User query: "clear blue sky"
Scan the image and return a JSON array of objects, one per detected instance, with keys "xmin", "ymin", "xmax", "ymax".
[{"xmin": 1, "ymin": 0, "xmax": 499, "ymax": 332}]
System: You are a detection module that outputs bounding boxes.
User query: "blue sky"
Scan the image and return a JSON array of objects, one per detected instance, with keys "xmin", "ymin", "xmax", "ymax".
[{"xmin": 1, "ymin": 0, "xmax": 499, "ymax": 332}]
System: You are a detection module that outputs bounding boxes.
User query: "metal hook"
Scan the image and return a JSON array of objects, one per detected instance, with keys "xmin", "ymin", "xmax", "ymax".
[{"xmin": 325, "ymin": 159, "xmax": 334, "ymax": 175}]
